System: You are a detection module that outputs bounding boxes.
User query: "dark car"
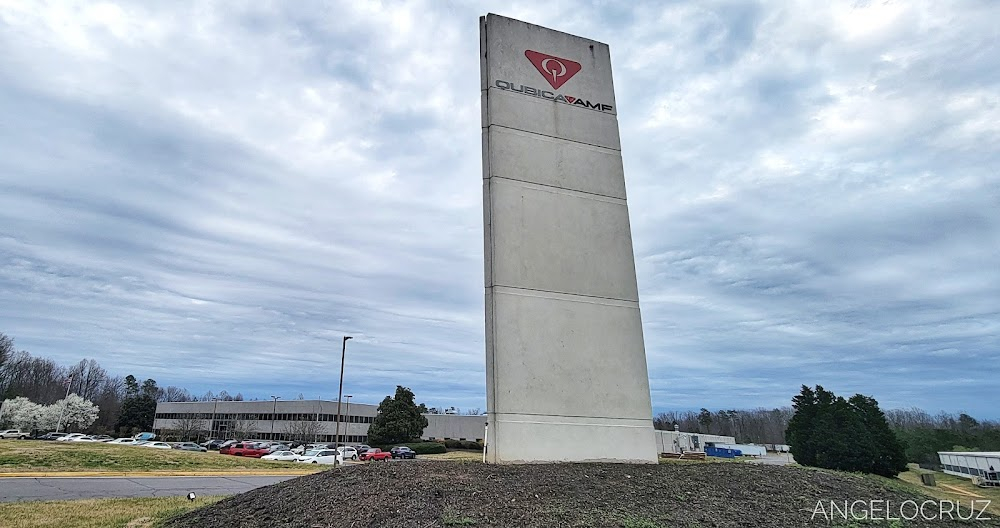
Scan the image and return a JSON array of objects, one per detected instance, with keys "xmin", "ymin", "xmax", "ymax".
[
  {"xmin": 355, "ymin": 444, "xmax": 372, "ymax": 456},
  {"xmin": 203, "ymin": 439, "xmax": 226, "ymax": 450},
  {"xmin": 37, "ymin": 432, "xmax": 67, "ymax": 441},
  {"xmin": 390, "ymin": 446, "xmax": 416, "ymax": 459}
]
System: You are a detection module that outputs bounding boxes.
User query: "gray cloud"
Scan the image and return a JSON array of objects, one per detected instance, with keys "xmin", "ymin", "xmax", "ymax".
[{"xmin": 0, "ymin": 0, "xmax": 997, "ymax": 416}]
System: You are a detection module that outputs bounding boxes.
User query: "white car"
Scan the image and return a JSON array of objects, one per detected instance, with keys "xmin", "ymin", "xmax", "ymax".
[
  {"xmin": 261, "ymin": 450, "xmax": 299, "ymax": 462},
  {"xmin": 56, "ymin": 433, "xmax": 87, "ymax": 442},
  {"xmin": 337, "ymin": 446, "xmax": 359, "ymax": 460},
  {"xmin": 69, "ymin": 435, "xmax": 98, "ymax": 442},
  {"xmin": 296, "ymin": 449, "xmax": 343, "ymax": 465},
  {"xmin": 107, "ymin": 438, "xmax": 139, "ymax": 445},
  {"xmin": 291, "ymin": 443, "xmax": 326, "ymax": 455},
  {"xmin": 139, "ymin": 441, "xmax": 172, "ymax": 449}
]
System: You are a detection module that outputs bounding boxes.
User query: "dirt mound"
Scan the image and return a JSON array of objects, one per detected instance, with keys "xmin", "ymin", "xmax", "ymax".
[{"xmin": 164, "ymin": 461, "xmax": 991, "ymax": 527}]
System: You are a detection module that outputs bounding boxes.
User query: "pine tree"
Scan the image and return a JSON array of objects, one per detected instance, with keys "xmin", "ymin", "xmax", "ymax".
[{"xmin": 786, "ymin": 385, "xmax": 908, "ymax": 477}]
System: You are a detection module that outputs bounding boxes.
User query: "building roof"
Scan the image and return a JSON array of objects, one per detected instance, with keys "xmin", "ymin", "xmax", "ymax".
[{"xmin": 938, "ymin": 452, "xmax": 1000, "ymax": 457}]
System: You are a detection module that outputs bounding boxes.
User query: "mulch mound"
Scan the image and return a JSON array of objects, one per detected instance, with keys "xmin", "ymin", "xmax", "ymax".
[{"xmin": 163, "ymin": 461, "xmax": 992, "ymax": 527}]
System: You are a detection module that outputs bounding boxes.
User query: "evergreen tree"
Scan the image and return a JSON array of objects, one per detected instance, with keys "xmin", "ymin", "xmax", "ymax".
[
  {"xmin": 366, "ymin": 386, "xmax": 429, "ymax": 445},
  {"xmin": 786, "ymin": 385, "xmax": 908, "ymax": 477},
  {"xmin": 849, "ymin": 394, "xmax": 908, "ymax": 477},
  {"xmin": 115, "ymin": 377, "xmax": 158, "ymax": 434},
  {"xmin": 787, "ymin": 385, "xmax": 819, "ymax": 466}
]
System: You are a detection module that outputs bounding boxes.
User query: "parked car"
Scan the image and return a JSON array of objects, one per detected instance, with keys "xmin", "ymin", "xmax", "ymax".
[
  {"xmin": 107, "ymin": 438, "xmax": 139, "ymax": 445},
  {"xmin": 173, "ymin": 442, "xmax": 208, "ymax": 452},
  {"xmin": 296, "ymin": 449, "xmax": 343, "ymax": 465},
  {"xmin": 292, "ymin": 443, "xmax": 326, "ymax": 455},
  {"xmin": 56, "ymin": 433, "xmax": 87, "ymax": 442},
  {"xmin": 337, "ymin": 446, "xmax": 359, "ymax": 460},
  {"xmin": 0, "ymin": 429, "xmax": 29, "ymax": 439},
  {"xmin": 221, "ymin": 442, "xmax": 267, "ymax": 457},
  {"xmin": 261, "ymin": 450, "xmax": 298, "ymax": 462},
  {"xmin": 37, "ymin": 432, "xmax": 67, "ymax": 441},
  {"xmin": 69, "ymin": 435, "xmax": 98, "ymax": 442},
  {"xmin": 355, "ymin": 444, "xmax": 372, "ymax": 456},
  {"xmin": 140, "ymin": 441, "xmax": 173, "ymax": 449},
  {"xmin": 390, "ymin": 446, "xmax": 416, "ymax": 459},
  {"xmin": 267, "ymin": 443, "xmax": 291, "ymax": 453},
  {"xmin": 359, "ymin": 448, "xmax": 392, "ymax": 461},
  {"xmin": 217, "ymin": 440, "xmax": 238, "ymax": 451}
]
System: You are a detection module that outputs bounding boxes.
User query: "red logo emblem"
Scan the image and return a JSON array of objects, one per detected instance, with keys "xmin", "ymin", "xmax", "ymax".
[{"xmin": 524, "ymin": 50, "xmax": 581, "ymax": 90}]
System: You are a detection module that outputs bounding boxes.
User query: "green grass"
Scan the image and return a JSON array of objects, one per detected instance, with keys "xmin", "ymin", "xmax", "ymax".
[
  {"xmin": 0, "ymin": 495, "xmax": 222, "ymax": 528},
  {"xmin": 894, "ymin": 464, "xmax": 1000, "ymax": 516},
  {"xmin": 0, "ymin": 440, "xmax": 318, "ymax": 473}
]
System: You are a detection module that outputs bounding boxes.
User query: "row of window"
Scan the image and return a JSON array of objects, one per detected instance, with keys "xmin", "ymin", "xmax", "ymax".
[
  {"xmin": 154, "ymin": 429, "xmax": 368, "ymax": 443},
  {"xmin": 943, "ymin": 464, "xmax": 997, "ymax": 477},
  {"xmin": 155, "ymin": 412, "xmax": 375, "ymax": 423}
]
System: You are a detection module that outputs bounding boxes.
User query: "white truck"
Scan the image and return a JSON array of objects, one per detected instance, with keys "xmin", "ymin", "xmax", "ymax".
[{"xmin": 0, "ymin": 429, "xmax": 29, "ymax": 439}]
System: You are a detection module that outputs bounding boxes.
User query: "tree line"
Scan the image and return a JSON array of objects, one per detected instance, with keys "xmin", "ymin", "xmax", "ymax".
[
  {"xmin": 0, "ymin": 332, "xmax": 246, "ymax": 436},
  {"xmin": 655, "ymin": 396, "xmax": 1000, "ymax": 470}
]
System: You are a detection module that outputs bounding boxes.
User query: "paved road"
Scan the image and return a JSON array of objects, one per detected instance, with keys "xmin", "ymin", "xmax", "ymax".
[{"xmin": 0, "ymin": 475, "xmax": 297, "ymax": 502}]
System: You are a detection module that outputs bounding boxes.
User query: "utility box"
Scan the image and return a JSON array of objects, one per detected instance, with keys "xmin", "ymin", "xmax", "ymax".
[{"xmin": 919, "ymin": 473, "xmax": 936, "ymax": 486}]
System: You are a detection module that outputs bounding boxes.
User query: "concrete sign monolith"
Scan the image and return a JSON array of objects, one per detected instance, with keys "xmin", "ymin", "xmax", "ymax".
[{"xmin": 481, "ymin": 13, "xmax": 658, "ymax": 464}]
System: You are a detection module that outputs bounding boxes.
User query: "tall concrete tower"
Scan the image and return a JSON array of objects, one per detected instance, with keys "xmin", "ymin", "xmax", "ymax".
[{"xmin": 481, "ymin": 14, "xmax": 658, "ymax": 464}]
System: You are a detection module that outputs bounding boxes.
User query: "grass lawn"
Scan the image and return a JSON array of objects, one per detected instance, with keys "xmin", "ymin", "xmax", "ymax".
[
  {"xmin": 0, "ymin": 495, "xmax": 222, "ymax": 528},
  {"xmin": 895, "ymin": 464, "xmax": 1000, "ymax": 516},
  {"xmin": 421, "ymin": 450, "xmax": 482, "ymax": 462},
  {"xmin": 0, "ymin": 440, "xmax": 318, "ymax": 474}
]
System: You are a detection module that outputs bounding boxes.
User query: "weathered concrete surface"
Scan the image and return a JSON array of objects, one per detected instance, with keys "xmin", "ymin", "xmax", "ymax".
[{"xmin": 481, "ymin": 14, "xmax": 657, "ymax": 464}]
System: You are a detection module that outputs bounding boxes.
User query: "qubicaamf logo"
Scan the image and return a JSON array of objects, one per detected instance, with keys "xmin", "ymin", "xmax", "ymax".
[{"xmin": 524, "ymin": 50, "xmax": 581, "ymax": 89}]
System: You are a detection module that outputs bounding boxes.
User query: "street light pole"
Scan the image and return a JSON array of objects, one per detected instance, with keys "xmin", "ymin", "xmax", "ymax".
[
  {"xmin": 211, "ymin": 398, "xmax": 219, "ymax": 439},
  {"xmin": 334, "ymin": 336, "xmax": 352, "ymax": 448},
  {"xmin": 343, "ymin": 395, "xmax": 352, "ymax": 444},
  {"xmin": 270, "ymin": 395, "xmax": 280, "ymax": 440}
]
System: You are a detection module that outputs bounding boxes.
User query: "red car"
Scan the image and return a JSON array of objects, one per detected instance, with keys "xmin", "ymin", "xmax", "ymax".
[
  {"xmin": 221, "ymin": 442, "xmax": 269, "ymax": 457},
  {"xmin": 359, "ymin": 448, "xmax": 392, "ymax": 461}
]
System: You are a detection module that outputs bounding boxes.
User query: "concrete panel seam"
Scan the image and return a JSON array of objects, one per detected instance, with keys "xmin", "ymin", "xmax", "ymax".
[
  {"xmin": 494, "ymin": 412, "xmax": 654, "ymax": 421},
  {"xmin": 484, "ymin": 119, "xmax": 621, "ymax": 152},
  {"xmin": 489, "ymin": 124, "xmax": 621, "ymax": 156},
  {"xmin": 492, "ymin": 285, "xmax": 640, "ymax": 307},
  {"xmin": 489, "ymin": 176, "xmax": 627, "ymax": 206},
  {"xmin": 496, "ymin": 419, "xmax": 653, "ymax": 429}
]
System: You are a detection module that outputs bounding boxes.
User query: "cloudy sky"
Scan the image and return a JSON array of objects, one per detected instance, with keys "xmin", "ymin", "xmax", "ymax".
[{"xmin": 1, "ymin": 1, "xmax": 997, "ymax": 417}]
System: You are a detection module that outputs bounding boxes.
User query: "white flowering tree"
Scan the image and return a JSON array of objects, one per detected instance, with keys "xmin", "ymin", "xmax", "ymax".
[
  {"xmin": 1, "ymin": 397, "xmax": 46, "ymax": 431},
  {"xmin": 53, "ymin": 394, "xmax": 100, "ymax": 432},
  {"xmin": 0, "ymin": 394, "xmax": 99, "ymax": 432}
]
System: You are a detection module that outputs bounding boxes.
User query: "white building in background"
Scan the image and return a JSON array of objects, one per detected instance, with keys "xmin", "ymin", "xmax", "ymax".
[
  {"xmin": 153, "ymin": 400, "xmax": 486, "ymax": 444},
  {"xmin": 653, "ymin": 429, "xmax": 735, "ymax": 454},
  {"xmin": 938, "ymin": 451, "xmax": 1000, "ymax": 481},
  {"xmin": 154, "ymin": 400, "xmax": 726, "ymax": 455}
]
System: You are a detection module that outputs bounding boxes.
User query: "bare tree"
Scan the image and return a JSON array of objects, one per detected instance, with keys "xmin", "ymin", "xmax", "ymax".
[
  {"xmin": 170, "ymin": 415, "xmax": 207, "ymax": 441},
  {"xmin": 228, "ymin": 418, "xmax": 258, "ymax": 440},
  {"xmin": 283, "ymin": 420, "xmax": 321, "ymax": 443}
]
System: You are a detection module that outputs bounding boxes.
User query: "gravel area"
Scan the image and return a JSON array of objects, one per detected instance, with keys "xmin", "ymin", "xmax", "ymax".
[{"xmin": 163, "ymin": 460, "xmax": 995, "ymax": 527}]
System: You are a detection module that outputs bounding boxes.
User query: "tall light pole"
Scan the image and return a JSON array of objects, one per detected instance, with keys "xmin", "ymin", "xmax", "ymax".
[
  {"xmin": 343, "ymin": 395, "xmax": 353, "ymax": 444},
  {"xmin": 210, "ymin": 398, "xmax": 219, "ymax": 439},
  {"xmin": 270, "ymin": 395, "xmax": 280, "ymax": 439},
  {"xmin": 334, "ymin": 336, "xmax": 352, "ymax": 448}
]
